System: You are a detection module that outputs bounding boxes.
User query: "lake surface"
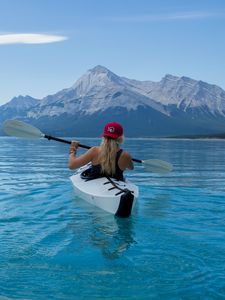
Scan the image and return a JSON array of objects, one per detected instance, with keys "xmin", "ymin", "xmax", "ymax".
[{"xmin": 1, "ymin": 137, "xmax": 225, "ymax": 299}]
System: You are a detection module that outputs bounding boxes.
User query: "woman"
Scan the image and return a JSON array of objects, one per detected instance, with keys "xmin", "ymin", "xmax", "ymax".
[{"xmin": 68, "ymin": 122, "xmax": 133, "ymax": 181}]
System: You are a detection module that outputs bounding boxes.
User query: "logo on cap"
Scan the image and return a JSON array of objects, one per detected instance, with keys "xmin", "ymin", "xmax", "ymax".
[{"xmin": 107, "ymin": 126, "xmax": 115, "ymax": 133}]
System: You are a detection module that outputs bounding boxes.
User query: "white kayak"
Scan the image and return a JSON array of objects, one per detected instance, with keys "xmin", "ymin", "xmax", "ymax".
[{"xmin": 70, "ymin": 165, "xmax": 139, "ymax": 217}]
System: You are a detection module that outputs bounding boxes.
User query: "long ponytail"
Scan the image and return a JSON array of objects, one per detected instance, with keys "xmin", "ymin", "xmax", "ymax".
[{"xmin": 99, "ymin": 136, "xmax": 123, "ymax": 176}]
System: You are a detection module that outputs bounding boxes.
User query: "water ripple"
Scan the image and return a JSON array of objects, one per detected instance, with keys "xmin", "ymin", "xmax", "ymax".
[{"xmin": 1, "ymin": 138, "xmax": 225, "ymax": 299}]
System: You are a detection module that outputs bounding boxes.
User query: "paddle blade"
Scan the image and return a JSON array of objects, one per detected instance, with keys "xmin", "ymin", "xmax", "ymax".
[
  {"xmin": 142, "ymin": 159, "xmax": 173, "ymax": 173},
  {"xmin": 3, "ymin": 119, "xmax": 44, "ymax": 139}
]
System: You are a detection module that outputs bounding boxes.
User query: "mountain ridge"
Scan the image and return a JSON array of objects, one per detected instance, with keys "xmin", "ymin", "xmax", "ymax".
[{"xmin": 1, "ymin": 65, "xmax": 225, "ymax": 137}]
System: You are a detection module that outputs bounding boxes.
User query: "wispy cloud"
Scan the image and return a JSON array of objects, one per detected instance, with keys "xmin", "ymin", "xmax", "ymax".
[
  {"xmin": 0, "ymin": 33, "xmax": 68, "ymax": 45},
  {"xmin": 105, "ymin": 11, "xmax": 225, "ymax": 22}
]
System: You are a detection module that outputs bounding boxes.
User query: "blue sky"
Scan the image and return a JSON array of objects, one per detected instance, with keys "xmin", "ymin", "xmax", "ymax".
[{"xmin": 0, "ymin": 0, "xmax": 225, "ymax": 104}]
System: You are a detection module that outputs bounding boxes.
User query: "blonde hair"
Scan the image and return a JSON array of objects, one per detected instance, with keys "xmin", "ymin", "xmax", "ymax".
[{"xmin": 99, "ymin": 136, "xmax": 124, "ymax": 176}]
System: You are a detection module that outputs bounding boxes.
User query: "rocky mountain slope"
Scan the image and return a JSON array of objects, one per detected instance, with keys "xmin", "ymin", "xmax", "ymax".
[{"xmin": 1, "ymin": 65, "xmax": 225, "ymax": 137}]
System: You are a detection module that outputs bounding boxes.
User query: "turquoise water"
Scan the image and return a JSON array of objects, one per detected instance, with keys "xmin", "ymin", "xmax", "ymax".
[{"xmin": 1, "ymin": 137, "xmax": 225, "ymax": 299}]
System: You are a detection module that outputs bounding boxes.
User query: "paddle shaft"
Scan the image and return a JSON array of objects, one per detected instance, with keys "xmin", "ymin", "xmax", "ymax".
[{"xmin": 44, "ymin": 135, "xmax": 142, "ymax": 163}]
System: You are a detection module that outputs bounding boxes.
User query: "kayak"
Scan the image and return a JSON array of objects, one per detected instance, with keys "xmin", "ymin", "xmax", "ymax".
[{"xmin": 70, "ymin": 165, "xmax": 139, "ymax": 217}]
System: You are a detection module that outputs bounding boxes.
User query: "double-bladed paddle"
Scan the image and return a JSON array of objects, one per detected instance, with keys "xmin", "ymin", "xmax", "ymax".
[{"xmin": 3, "ymin": 119, "xmax": 173, "ymax": 173}]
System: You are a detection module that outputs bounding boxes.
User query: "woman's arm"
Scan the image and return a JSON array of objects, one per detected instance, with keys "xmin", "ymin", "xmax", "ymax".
[{"xmin": 68, "ymin": 141, "xmax": 96, "ymax": 170}]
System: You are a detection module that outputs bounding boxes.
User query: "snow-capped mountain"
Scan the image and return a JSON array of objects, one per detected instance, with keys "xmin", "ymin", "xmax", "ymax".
[
  {"xmin": 27, "ymin": 65, "xmax": 166, "ymax": 118},
  {"xmin": 123, "ymin": 74, "xmax": 225, "ymax": 116},
  {"xmin": 1, "ymin": 65, "xmax": 225, "ymax": 137}
]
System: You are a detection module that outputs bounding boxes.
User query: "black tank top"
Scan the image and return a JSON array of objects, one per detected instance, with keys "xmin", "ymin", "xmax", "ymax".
[{"xmin": 87, "ymin": 149, "xmax": 124, "ymax": 181}]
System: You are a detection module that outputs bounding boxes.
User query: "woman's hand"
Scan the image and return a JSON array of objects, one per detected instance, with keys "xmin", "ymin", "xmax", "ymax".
[{"xmin": 69, "ymin": 140, "xmax": 79, "ymax": 155}]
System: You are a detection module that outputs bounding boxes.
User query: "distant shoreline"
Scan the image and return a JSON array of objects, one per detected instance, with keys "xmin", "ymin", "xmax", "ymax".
[
  {"xmin": 165, "ymin": 133, "xmax": 225, "ymax": 139},
  {"xmin": 1, "ymin": 134, "xmax": 225, "ymax": 140}
]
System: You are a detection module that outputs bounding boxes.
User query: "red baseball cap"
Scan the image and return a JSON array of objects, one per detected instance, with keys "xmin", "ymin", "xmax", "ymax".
[{"xmin": 101, "ymin": 122, "xmax": 123, "ymax": 139}]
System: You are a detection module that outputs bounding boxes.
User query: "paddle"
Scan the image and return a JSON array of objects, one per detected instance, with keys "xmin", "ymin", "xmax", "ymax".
[{"xmin": 3, "ymin": 119, "xmax": 173, "ymax": 173}]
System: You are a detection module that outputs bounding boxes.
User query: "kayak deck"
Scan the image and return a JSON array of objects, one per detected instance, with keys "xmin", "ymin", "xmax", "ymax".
[{"xmin": 70, "ymin": 166, "xmax": 139, "ymax": 217}]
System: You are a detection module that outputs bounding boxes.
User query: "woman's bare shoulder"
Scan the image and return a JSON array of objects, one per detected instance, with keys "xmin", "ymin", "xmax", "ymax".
[
  {"xmin": 119, "ymin": 150, "xmax": 133, "ymax": 170},
  {"xmin": 88, "ymin": 146, "xmax": 101, "ymax": 158},
  {"xmin": 121, "ymin": 150, "xmax": 132, "ymax": 159},
  {"xmin": 90, "ymin": 146, "xmax": 100, "ymax": 153}
]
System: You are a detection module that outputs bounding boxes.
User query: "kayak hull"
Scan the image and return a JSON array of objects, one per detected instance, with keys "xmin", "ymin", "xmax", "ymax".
[{"xmin": 70, "ymin": 166, "xmax": 139, "ymax": 217}]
